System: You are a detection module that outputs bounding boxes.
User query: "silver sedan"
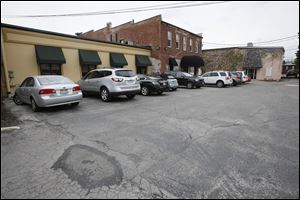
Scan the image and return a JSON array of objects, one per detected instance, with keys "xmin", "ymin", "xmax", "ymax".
[{"xmin": 13, "ymin": 75, "xmax": 82, "ymax": 112}]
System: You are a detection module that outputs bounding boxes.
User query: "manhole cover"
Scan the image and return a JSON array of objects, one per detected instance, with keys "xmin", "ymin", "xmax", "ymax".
[{"xmin": 52, "ymin": 144, "xmax": 123, "ymax": 189}]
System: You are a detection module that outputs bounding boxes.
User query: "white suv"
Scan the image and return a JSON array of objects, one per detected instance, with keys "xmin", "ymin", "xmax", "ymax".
[
  {"xmin": 78, "ymin": 68, "xmax": 140, "ymax": 102},
  {"xmin": 201, "ymin": 71, "xmax": 233, "ymax": 88},
  {"xmin": 236, "ymin": 71, "xmax": 249, "ymax": 83}
]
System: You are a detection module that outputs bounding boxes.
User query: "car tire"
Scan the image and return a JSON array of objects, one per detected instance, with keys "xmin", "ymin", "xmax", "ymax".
[
  {"xmin": 82, "ymin": 91, "xmax": 88, "ymax": 97},
  {"xmin": 233, "ymin": 80, "xmax": 237, "ymax": 86},
  {"xmin": 13, "ymin": 94, "xmax": 23, "ymax": 105},
  {"xmin": 141, "ymin": 86, "xmax": 149, "ymax": 96},
  {"xmin": 187, "ymin": 82, "xmax": 193, "ymax": 89},
  {"xmin": 217, "ymin": 80, "xmax": 224, "ymax": 88},
  {"xmin": 100, "ymin": 87, "xmax": 111, "ymax": 102},
  {"xmin": 126, "ymin": 94, "xmax": 136, "ymax": 99},
  {"xmin": 31, "ymin": 98, "xmax": 40, "ymax": 112},
  {"xmin": 173, "ymin": 88, "xmax": 177, "ymax": 91},
  {"xmin": 71, "ymin": 102, "xmax": 79, "ymax": 106},
  {"xmin": 157, "ymin": 91, "xmax": 163, "ymax": 95},
  {"xmin": 196, "ymin": 86, "xmax": 201, "ymax": 88}
]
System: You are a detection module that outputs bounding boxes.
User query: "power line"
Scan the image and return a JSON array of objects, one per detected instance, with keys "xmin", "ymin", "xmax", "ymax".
[
  {"xmin": 2, "ymin": 1, "xmax": 231, "ymax": 18},
  {"xmin": 203, "ymin": 35, "xmax": 298, "ymax": 46}
]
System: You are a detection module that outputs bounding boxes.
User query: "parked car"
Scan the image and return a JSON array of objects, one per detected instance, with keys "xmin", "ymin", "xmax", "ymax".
[
  {"xmin": 286, "ymin": 69, "xmax": 299, "ymax": 78},
  {"xmin": 165, "ymin": 71, "xmax": 203, "ymax": 89},
  {"xmin": 13, "ymin": 75, "xmax": 82, "ymax": 112},
  {"xmin": 201, "ymin": 71, "xmax": 233, "ymax": 88},
  {"xmin": 236, "ymin": 71, "xmax": 249, "ymax": 83},
  {"xmin": 230, "ymin": 71, "xmax": 242, "ymax": 86},
  {"xmin": 78, "ymin": 68, "xmax": 140, "ymax": 102},
  {"xmin": 160, "ymin": 74, "xmax": 179, "ymax": 91},
  {"xmin": 137, "ymin": 74, "xmax": 168, "ymax": 96}
]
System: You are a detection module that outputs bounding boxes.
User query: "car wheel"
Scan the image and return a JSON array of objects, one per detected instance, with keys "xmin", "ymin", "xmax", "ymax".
[
  {"xmin": 157, "ymin": 91, "xmax": 163, "ymax": 95},
  {"xmin": 233, "ymin": 80, "xmax": 237, "ymax": 86},
  {"xmin": 187, "ymin": 82, "xmax": 193, "ymax": 89},
  {"xmin": 100, "ymin": 87, "xmax": 111, "ymax": 102},
  {"xmin": 196, "ymin": 86, "xmax": 201, "ymax": 88},
  {"xmin": 141, "ymin": 86, "xmax": 149, "ymax": 96},
  {"xmin": 31, "ymin": 98, "xmax": 40, "ymax": 112},
  {"xmin": 217, "ymin": 81, "xmax": 224, "ymax": 88},
  {"xmin": 71, "ymin": 102, "xmax": 79, "ymax": 106},
  {"xmin": 82, "ymin": 91, "xmax": 88, "ymax": 97},
  {"xmin": 126, "ymin": 94, "xmax": 136, "ymax": 99},
  {"xmin": 13, "ymin": 94, "xmax": 23, "ymax": 105},
  {"xmin": 173, "ymin": 88, "xmax": 177, "ymax": 91}
]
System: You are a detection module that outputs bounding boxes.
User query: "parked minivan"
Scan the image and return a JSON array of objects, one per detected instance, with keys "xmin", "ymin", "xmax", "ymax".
[{"xmin": 78, "ymin": 68, "xmax": 140, "ymax": 102}]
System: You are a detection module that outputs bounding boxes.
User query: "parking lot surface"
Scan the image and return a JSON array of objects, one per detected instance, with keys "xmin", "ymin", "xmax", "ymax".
[{"xmin": 1, "ymin": 79, "xmax": 299, "ymax": 199}]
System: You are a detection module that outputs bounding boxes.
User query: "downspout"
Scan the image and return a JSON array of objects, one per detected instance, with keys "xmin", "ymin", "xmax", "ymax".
[{"xmin": 1, "ymin": 28, "xmax": 11, "ymax": 97}]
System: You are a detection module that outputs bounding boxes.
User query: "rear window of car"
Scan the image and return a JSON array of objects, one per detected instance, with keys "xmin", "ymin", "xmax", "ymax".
[
  {"xmin": 115, "ymin": 70, "xmax": 135, "ymax": 77},
  {"xmin": 220, "ymin": 72, "xmax": 226, "ymax": 76},
  {"xmin": 37, "ymin": 76, "xmax": 74, "ymax": 85}
]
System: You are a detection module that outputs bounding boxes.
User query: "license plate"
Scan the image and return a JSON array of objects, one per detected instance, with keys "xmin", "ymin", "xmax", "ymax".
[
  {"xmin": 60, "ymin": 89, "xmax": 68, "ymax": 94},
  {"xmin": 126, "ymin": 80, "xmax": 134, "ymax": 84}
]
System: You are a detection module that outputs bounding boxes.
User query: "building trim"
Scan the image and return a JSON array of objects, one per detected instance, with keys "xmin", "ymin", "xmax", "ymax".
[{"xmin": 1, "ymin": 23, "xmax": 151, "ymax": 50}]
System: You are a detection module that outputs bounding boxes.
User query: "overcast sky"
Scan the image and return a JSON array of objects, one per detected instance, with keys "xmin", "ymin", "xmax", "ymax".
[{"xmin": 1, "ymin": 1, "xmax": 299, "ymax": 61}]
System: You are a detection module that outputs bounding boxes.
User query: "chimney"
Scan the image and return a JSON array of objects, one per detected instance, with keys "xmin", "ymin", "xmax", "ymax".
[
  {"xmin": 131, "ymin": 19, "xmax": 134, "ymax": 24},
  {"xmin": 247, "ymin": 42, "xmax": 253, "ymax": 47},
  {"xmin": 106, "ymin": 22, "xmax": 112, "ymax": 30}
]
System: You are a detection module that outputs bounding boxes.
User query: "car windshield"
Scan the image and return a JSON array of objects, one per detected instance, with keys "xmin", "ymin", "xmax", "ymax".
[
  {"xmin": 182, "ymin": 72, "xmax": 193, "ymax": 77},
  {"xmin": 115, "ymin": 70, "xmax": 135, "ymax": 77},
  {"xmin": 37, "ymin": 76, "xmax": 74, "ymax": 85}
]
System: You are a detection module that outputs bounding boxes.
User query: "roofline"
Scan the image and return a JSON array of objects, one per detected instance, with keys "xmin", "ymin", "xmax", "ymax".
[
  {"xmin": 161, "ymin": 20, "xmax": 203, "ymax": 39},
  {"xmin": 1, "ymin": 23, "xmax": 151, "ymax": 50},
  {"xmin": 203, "ymin": 46, "xmax": 285, "ymax": 51}
]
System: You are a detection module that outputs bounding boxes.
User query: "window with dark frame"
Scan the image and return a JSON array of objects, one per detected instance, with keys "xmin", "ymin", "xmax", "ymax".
[
  {"xmin": 167, "ymin": 31, "xmax": 172, "ymax": 48},
  {"xmin": 176, "ymin": 33, "xmax": 180, "ymax": 49},
  {"xmin": 40, "ymin": 64, "xmax": 61, "ymax": 75}
]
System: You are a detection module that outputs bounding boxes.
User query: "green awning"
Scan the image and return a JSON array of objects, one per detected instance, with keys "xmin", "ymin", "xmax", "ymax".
[
  {"xmin": 35, "ymin": 45, "xmax": 66, "ymax": 64},
  {"xmin": 79, "ymin": 50, "xmax": 101, "ymax": 65},
  {"xmin": 135, "ymin": 55, "xmax": 152, "ymax": 67},
  {"xmin": 110, "ymin": 53, "xmax": 128, "ymax": 67}
]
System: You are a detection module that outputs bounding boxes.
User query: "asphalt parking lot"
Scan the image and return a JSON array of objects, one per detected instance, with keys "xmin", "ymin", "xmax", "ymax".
[{"xmin": 1, "ymin": 79, "xmax": 299, "ymax": 199}]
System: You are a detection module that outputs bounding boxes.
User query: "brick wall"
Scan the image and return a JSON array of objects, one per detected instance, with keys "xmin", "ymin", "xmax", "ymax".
[{"xmin": 78, "ymin": 15, "xmax": 203, "ymax": 74}]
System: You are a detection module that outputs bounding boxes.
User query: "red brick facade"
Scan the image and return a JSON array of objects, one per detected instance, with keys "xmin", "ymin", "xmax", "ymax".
[{"xmin": 78, "ymin": 15, "xmax": 203, "ymax": 74}]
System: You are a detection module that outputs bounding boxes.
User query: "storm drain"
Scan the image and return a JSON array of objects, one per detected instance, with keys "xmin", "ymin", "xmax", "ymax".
[{"xmin": 52, "ymin": 144, "xmax": 123, "ymax": 189}]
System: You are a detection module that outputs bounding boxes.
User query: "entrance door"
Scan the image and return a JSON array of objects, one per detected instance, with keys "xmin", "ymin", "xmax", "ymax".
[{"xmin": 246, "ymin": 68, "xmax": 256, "ymax": 79}]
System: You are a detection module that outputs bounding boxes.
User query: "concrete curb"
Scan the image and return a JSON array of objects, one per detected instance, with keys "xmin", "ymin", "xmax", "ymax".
[{"xmin": 1, "ymin": 126, "xmax": 20, "ymax": 132}]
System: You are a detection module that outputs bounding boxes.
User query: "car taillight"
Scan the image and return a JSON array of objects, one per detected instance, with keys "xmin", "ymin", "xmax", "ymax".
[
  {"xmin": 112, "ymin": 78, "xmax": 123, "ymax": 82},
  {"xmin": 72, "ymin": 86, "xmax": 81, "ymax": 91},
  {"xmin": 39, "ymin": 89, "xmax": 56, "ymax": 94},
  {"xmin": 225, "ymin": 76, "xmax": 230, "ymax": 80}
]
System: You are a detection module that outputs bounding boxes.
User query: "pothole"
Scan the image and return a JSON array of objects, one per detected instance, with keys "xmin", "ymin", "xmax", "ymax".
[{"xmin": 52, "ymin": 144, "xmax": 123, "ymax": 189}]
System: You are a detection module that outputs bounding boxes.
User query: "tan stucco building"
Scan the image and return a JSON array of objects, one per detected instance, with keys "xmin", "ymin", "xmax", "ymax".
[
  {"xmin": 202, "ymin": 45, "xmax": 284, "ymax": 81},
  {"xmin": 1, "ymin": 23, "xmax": 152, "ymax": 98}
]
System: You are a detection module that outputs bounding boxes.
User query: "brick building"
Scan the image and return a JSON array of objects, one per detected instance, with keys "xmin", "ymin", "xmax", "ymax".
[{"xmin": 77, "ymin": 15, "xmax": 204, "ymax": 75}]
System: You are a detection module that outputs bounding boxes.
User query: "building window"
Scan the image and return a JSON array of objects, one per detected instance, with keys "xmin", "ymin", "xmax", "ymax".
[
  {"xmin": 195, "ymin": 41, "xmax": 198, "ymax": 53},
  {"xmin": 176, "ymin": 33, "xmax": 180, "ymax": 49},
  {"xmin": 189, "ymin": 39, "xmax": 193, "ymax": 52},
  {"xmin": 183, "ymin": 36, "xmax": 187, "ymax": 51},
  {"xmin": 40, "ymin": 64, "xmax": 61, "ymax": 75},
  {"xmin": 82, "ymin": 65, "xmax": 97, "ymax": 77},
  {"xmin": 198, "ymin": 41, "xmax": 202, "ymax": 53},
  {"xmin": 167, "ymin": 31, "xmax": 172, "ymax": 48}
]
